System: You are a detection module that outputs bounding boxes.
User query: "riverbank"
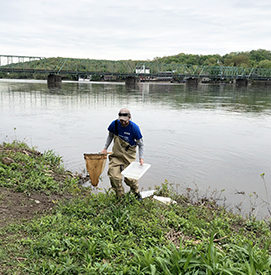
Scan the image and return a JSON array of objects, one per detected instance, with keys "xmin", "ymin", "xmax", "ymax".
[{"xmin": 1, "ymin": 141, "xmax": 271, "ymax": 274}]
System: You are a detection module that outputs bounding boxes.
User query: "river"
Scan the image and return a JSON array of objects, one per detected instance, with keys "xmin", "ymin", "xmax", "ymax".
[{"xmin": 1, "ymin": 79, "xmax": 271, "ymax": 217}]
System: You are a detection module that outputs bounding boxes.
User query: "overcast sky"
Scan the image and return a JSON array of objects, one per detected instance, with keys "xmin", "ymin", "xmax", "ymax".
[{"xmin": 1, "ymin": 0, "xmax": 271, "ymax": 61}]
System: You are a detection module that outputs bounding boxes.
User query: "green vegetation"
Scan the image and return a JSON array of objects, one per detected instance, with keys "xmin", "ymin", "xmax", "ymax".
[
  {"xmin": 1, "ymin": 141, "xmax": 271, "ymax": 274},
  {"xmin": 1, "ymin": 49, "xmax": 271, "ymax": 80},
  {"xmin": 0, "ymin": 141, "xmax": 78, "ymax": 194},
  {"xmin": 153, "ymin": 49, "xmax": 271, "ymax": 68}
]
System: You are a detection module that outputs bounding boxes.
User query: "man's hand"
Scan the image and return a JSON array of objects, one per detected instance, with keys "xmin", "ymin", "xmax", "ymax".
[
  {"xmin": 139, "ymin": 158, "xmax": 144, "ymax": 165},
  {"xmin": 101, "ymin": 149, "xmax": 107, "ymax": 154}
]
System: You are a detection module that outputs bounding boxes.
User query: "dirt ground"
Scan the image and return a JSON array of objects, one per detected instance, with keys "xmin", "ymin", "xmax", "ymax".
[
  {"xmin": 0, "ymin": 143, "xmax": 86, "ymax": 228},
  {"xmin": 0, "ymin": 187, "xmax": 75, "ymax": 228}
]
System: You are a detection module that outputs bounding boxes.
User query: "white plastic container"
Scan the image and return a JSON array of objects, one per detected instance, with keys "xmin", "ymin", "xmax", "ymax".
[
  {"xmin": 121, "ymin": 162, "xmax": 151, "ymax": 180},
  {"xmin": 141, "ymin": 190, "xmax": 156, "ymax": 198},
  {"xmin": 153, "ymin": 195, "xmax": 177, "ymax": 205}
]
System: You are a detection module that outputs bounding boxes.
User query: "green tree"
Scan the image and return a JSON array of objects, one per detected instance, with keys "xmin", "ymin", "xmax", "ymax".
[
  {"xmin": 250, "ymin": 49, "xmax": 271, "ymax": 62},
  {"xmin": 258, "ymin": 59, "xmax": 271, "ymax": 68},
  {"xmin": 224, "ymin": 54, "xmax": 250, "ymax": 67},
  {"xmin": 203, "ymin": 57, "xmax": 218, "ymax": 66}
]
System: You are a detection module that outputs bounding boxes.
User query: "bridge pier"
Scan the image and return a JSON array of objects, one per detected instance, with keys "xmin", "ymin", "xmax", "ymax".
[
  {"xmin": 185, "ymin": 77, "xmax": 198, "ymax": 86},
  {"xmin": 125, "ymin": 76, "xmax": 139, "ymax": 85},
  {"xmin": 235, "ymin": 79, "xmax": 248, "ymax": 86},
  {"xmin": 47, "ymin": 74, "xmax": 62, "ymax": 88}
]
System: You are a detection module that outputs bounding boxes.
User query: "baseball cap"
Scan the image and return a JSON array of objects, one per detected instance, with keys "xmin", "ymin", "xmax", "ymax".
[{"xmin": 118, "ymin": 108, "xmax": 131, "ymax": 121}]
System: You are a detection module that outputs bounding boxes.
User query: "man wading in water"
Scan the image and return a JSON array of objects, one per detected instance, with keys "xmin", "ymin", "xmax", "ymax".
[{"xmin": 101, "ymin": 108, "xmax": 144, "ymax": 201}]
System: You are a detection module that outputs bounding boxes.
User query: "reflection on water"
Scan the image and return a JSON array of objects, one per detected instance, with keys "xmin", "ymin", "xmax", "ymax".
[
  {"xmin": 1, "ymin": 79, "xmax": 271, "ymax": 217},
  {"xmin": 2, "ymin": 79, "xmax": 271, "ymax": 113}
]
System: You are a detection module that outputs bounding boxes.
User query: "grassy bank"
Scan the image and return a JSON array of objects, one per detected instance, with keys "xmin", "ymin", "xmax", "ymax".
[{"xmin": 0, "ymin": 141, "xmax": 271, "ymax": 274}]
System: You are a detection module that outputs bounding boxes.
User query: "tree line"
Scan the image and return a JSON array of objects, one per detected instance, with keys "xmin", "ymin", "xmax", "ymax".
[
  {"xmin": 1, "ymin": 49, "xmax": 271, "ymax": 80},
  {"xmin": 150, "ymin": 49, "xmax": 271, "ymax": 68}
]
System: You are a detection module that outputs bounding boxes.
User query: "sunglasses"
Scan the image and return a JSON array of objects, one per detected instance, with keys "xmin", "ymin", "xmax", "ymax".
[{"xmin": 118, "ymin": 113, "xmax": 130, "ymax": 116}]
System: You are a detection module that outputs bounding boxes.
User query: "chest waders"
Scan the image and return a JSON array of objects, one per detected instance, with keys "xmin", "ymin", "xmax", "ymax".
[{"xmin": 108, "ymin": 134, "xmax": 139, "ymax": 198}]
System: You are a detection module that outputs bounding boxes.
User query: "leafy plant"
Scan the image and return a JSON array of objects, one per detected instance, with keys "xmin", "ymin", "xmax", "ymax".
[{"xmin": 1, "ymin": 141, "xmax": 271, "ymax": 274}]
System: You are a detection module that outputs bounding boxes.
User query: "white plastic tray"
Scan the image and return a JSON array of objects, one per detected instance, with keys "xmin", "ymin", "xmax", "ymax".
[{"xmin": 121, "ymin": 162, "xmax": 151, "ymax": 180}]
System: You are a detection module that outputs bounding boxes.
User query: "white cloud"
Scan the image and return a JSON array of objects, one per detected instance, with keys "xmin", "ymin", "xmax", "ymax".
[{"xmin": 1, "ymin": 0, "xmax": 271, "ymax": 60}]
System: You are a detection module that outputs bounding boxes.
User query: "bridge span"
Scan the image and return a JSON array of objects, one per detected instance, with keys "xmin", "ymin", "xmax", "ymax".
[{"xmin": 1, "ymin": 55, "xmax": 271, "ymax": 86}]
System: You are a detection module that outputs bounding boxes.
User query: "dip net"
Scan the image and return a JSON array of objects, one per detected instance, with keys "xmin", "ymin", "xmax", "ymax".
[{"xmin": 84, "ymin": 153, "xmax": 107, "ymax": 186}]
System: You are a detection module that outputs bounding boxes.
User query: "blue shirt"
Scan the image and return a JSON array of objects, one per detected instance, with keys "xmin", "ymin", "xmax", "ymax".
[{"xmin": 108, "ymin": 120, "xmax": 143, "ymax": 146}]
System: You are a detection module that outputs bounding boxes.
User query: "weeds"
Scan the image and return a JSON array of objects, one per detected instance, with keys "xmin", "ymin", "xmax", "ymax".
[
  {"xmin": 2, "ymin": 187, "xmax": 270, "ymax": 274},
  {"xmin": 0, "ymin": 141, "xmax": 77, "ymax": 194},
  {"xmin": 261, "ymin": 172, "xmax": 271, "ymax": 216},
  {"xmin": 43, "ymin": 149, "xmax": 63, "ymax": 167},
  {"xmin": 1, "ymin": 141, "xmax": 271, "ymax": 274}
]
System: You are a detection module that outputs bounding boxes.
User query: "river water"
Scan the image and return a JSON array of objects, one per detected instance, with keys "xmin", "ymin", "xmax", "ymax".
[{"xmin": 1, "ymin": 79, "xmax": 271, "ymax": 217}]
